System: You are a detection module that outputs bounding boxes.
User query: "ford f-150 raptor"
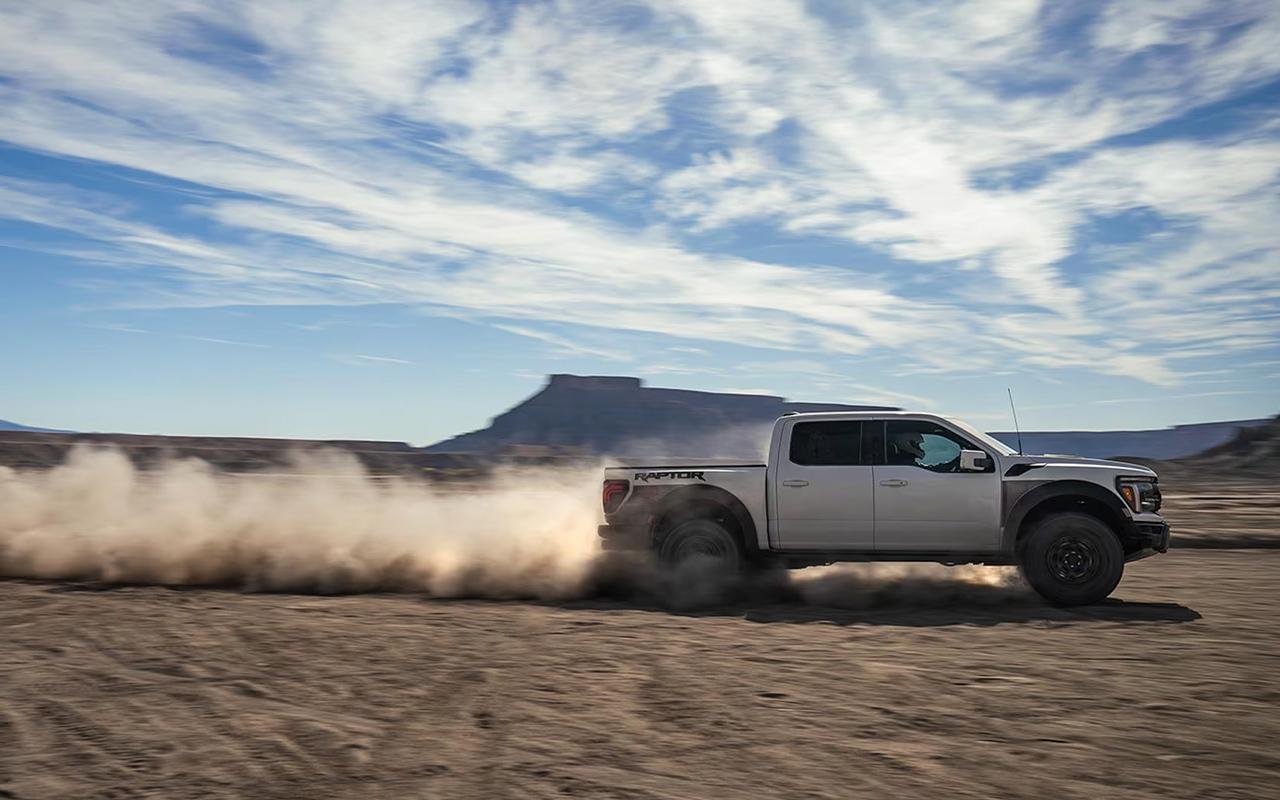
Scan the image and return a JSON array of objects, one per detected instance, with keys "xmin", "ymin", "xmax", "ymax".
[{"xmin": 598, "ymin": 412, "xmax": 1169, "ymax": 606}]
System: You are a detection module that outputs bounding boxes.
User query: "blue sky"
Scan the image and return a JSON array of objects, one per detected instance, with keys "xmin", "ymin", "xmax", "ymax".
[{"xmin": 1, "ymin": 0, "xmax": 1278, "ymax": 445}]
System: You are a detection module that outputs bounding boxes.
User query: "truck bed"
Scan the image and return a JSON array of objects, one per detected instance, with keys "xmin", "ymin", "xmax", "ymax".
[
  {"xmin": 602, "ymin": 463, "xmax": 770, "ymax": 550},
  {"xmin": 605, "ymin": 462, "xmax": 766, "ymax": 470}
]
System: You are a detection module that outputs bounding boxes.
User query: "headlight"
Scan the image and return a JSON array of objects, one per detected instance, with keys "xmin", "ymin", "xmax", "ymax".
[{"xmin": 1117, "ymin": 477, "xmax": 1161, "ymax": 513}]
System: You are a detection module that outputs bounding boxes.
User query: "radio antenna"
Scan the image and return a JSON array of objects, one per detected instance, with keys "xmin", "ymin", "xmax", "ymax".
[{"xmin": 1007, "ymin": 387, "xmax": 1024, "ymax": 455}]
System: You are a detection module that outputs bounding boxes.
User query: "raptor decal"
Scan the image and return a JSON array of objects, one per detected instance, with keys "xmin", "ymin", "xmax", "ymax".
[{"xmin": 633, "ymin": 471, "xmax": 706, "ymax": 483}]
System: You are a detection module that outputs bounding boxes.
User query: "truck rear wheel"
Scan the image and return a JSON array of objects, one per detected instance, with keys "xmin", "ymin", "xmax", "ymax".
[
  {"xmin": 658, "ymin": 519, "xmax": 745, "ymax": 572},
  {"xmin": 1020, "ymin": 512, "xmax": 1124, "ymax": 606}
]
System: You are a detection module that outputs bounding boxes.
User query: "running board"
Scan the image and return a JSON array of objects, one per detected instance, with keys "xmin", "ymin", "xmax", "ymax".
[{"xmin": 775, "ymin": 550, "xmax": 1017, "ymax": 567}]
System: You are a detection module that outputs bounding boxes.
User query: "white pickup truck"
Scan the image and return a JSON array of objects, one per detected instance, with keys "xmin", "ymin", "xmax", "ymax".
[{"xmin": 598, "ymin": 411, "xmax": 1169, "ymax": 606}]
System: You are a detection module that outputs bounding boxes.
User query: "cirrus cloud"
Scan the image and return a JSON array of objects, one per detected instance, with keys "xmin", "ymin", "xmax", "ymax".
[{"xmin": 0, "ymin": 0, "xmax": 1277, "ymax": 389}]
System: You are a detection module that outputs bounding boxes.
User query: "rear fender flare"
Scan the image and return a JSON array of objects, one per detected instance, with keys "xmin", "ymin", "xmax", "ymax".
[{"xmin": 651, "ymin": 485, "xmax": 760, "ymax": 557}]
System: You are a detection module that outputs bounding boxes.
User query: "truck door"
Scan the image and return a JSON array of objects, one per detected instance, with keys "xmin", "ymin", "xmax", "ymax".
[
  {"xmin": 872, "ymin": 419, "xmax": 1001, "ymax": 552},
  {"xmin": 772, "ymin": 419, "xmax": 875, "ymax": 550}
]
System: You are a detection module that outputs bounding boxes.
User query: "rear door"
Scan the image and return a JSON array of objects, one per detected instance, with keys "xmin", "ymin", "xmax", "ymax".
[
  {"xmin": 872, "ymin": 419, "xmax": 1001, "ymax": 552},
  {"xmin": 772, "ymin": 419, "xmax": 874, "ymax": 550}
]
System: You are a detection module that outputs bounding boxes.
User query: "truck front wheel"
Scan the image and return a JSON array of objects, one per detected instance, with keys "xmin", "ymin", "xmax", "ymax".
[
  {"xmin": 658, "ymin": 519, "xmax": 745, "ymax": 572},
  {"xmin": 1019, "ymin": 512, "xmax": 1124, "ymax": 606}
]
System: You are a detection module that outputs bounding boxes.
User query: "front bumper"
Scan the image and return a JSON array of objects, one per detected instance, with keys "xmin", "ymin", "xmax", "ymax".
[
  {"xmin": 597, "ymin": 523, "xmax": 650, "ymax": 552},
  {"xmin": 1123, "ymin": 519, "xmax": 1171, "ymax": 562}
]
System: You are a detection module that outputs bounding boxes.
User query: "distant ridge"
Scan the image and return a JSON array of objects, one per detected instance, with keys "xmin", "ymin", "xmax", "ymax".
[
  {"xmin": 0, "ymin": 418, "xmax": 71, "ymax": 434},
  {"xmin": 425, "ymin": 374, "xmax": 896, "ymax": 457},
  {"xmin": 989, "ymin": 418, "xmax": 1271, "ymax": 461}
]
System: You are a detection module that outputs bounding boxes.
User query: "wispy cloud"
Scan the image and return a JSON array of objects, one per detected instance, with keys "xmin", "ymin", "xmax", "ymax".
[
  {"xmin": 0, "ymin": 0, "xmax": 1276, "ymax": 390},
  {"xmin": 1021, "ymin": 388, "xmax": 1270, "ymax": 411},
  {"xmin": 85, "ymin": 323, "xmax": 147, "ymax": 335},
  {"xmin": 492, "ymin": 324, "xmax": 633, "ymax": 362},
  {"xmin": 82, "ymin": 322, "xmax": 268, "ymax": 348},
  {"xmin": 1091, "ymin": 389, "xmax": 1263, "ymax": 405},
  {"xmin": 184, "ymin": 335, "xmax": 270, "ymax": 349},
  {"xmin": 335, "ymin": 353, "xmax": 414, "ymax": 366}
]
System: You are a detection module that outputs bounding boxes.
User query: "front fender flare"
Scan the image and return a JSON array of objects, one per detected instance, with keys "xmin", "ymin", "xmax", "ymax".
[{"xmin": 1001, "ymin": 479, "xmax": 1129, "ymax": 553}]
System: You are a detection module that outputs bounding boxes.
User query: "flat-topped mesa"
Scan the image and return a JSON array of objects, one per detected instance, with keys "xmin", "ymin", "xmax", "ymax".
[
  {"xmin": 546, "ymin": 374, "xmax": 643, "ymax": 391},
  {"xmin": 426, "ymin": 374, "xmax": 894, "ymax": 456}
]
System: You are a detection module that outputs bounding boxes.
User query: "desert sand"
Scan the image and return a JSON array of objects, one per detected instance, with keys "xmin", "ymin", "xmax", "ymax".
[{"xmin": 2, "ymin": 547, "xmax": 1278, "ymax": 800}]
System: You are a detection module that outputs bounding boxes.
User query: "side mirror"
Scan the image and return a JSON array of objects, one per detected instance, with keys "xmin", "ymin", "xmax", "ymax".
[{"xmin": 960, "ymin": 450, "xmax": 991, "ymax": 472}]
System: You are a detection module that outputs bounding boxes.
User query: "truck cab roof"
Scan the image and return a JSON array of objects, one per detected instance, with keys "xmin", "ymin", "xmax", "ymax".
[
  {"xmin": 779, "ymin": 410, "xmax": 962, "ymax": 426},
  {"xmin": 783, "ymin": 410, "xmax": 943, "ymax": 419}
]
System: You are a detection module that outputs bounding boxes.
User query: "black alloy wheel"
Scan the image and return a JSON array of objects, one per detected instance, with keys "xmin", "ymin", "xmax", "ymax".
[
  {"xmin": 1020, "ymin": 511, "xmax": 1124, "ymax": 606},
  {"xmin": 1045, "ymin": 535, "xmax": 1101, "ymax": 584},
  {"xmin": 658, "ymin": 519, "xmax": 745, "ymax": 571}
]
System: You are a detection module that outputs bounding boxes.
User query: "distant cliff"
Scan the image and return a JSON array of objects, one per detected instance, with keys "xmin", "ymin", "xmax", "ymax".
[
  {"xmin": 425, "ymin": 374, "xmax": 896, "ymax": 458},
  {"xmin": 1165, "ymin": 415, "xmax": 1280, "ymax": 478}
]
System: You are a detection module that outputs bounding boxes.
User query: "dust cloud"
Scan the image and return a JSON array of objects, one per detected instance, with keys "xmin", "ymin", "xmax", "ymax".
[{"xmin": 0, "ymin": 447, "xmax": 1033, "ymax": 609}]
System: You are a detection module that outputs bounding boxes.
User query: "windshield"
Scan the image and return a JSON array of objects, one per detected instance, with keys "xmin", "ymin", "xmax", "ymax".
[{"xmin": 946, "ymin": 417, "xmax": 1018, "ymax": 456}]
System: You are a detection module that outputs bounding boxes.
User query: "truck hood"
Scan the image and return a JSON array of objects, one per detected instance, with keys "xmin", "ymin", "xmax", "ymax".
[{"xmin": 1003, "ymin": 453, "xmax": 1157, "ymax": 477}]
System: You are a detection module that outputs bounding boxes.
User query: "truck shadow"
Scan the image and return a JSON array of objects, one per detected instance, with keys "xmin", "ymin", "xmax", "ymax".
[
  {"xmin": 560, "ymin": 597, "xmax": 1202, "ymax": 627},
  {"xmin": 737, "ymin": 598, "xmax": 1199, "ymax": 626},
  {"xmin": 28, "ymin": 577, "xmax": 1200, "ymax": 627},
  {"xmin": 564, "ymin": 555, "xmax": 1202, "ymax": 626}
]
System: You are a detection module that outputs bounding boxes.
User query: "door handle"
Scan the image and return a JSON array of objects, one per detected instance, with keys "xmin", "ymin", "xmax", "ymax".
[
  {"xmin": 782, "ymin": 480, "xmax": 809, "ymax": 488},
  {"xmin": 879, "ymin": 479, "xmax": 908, "ymax": 487}
]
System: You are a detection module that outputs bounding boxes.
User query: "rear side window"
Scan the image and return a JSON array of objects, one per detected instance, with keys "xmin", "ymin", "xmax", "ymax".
[{"xmin": 789, "ymin": 421, "xmax": 862, "ymax": 466}]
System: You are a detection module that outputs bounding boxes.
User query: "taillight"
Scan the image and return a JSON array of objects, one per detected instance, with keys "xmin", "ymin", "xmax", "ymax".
[{"xmin": 602, "ymin": 480, "xmax": 629, "ymax": 514}]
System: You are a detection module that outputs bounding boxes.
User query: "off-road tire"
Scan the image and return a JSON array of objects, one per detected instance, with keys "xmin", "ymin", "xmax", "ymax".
[
  {"xmin": 658, "ymin": 518, "xmax": 746, "ymax": 572},
  {"xmin": 1020, "ymin": 511, "xmax": 1124, "ymax": 606}
]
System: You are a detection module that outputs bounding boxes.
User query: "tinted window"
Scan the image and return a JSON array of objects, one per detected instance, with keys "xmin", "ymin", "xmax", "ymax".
[
  {"xmin": 885, "ymin": 420, "xmax": 978, "ymax": 473},
  {"xmin": 789, "ymin": 421, "xmax": 863, "ymax": 466}
]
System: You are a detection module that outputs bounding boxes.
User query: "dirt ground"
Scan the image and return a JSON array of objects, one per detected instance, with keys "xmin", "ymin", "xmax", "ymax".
[
  {"xmin": 1, "ymin": 549, "xmax": 1277, "ymax": 800},
  {"xmin": 1160, "ymin": 485, "xmax": 1280, "ymax": 547}
]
